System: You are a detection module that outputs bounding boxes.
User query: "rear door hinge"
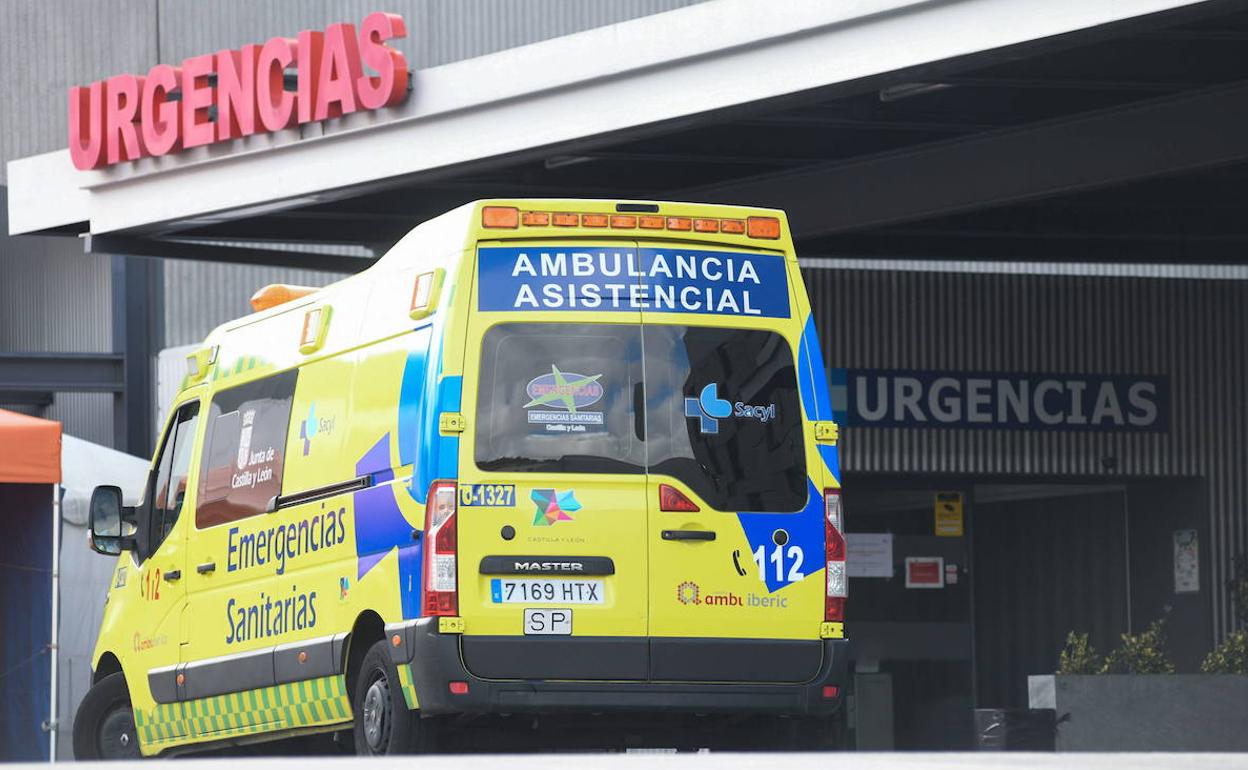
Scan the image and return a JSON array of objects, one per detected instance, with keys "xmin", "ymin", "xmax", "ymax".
[
  {"xmin": 439, "ymin": 412, "xmax": 465, "ymax": 434},
  {"xmin": 814, "ymin": 421, "xmax": 839, "ymax": 444}
]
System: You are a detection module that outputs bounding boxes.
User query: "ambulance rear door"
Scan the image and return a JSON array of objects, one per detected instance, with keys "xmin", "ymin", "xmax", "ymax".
[
  {"xmin": 637, "ymin": 239, "xmax": 827, "ymax": 683},
  {"xmin": 455, "ymin": 239, "xmax": 651, "ymax": 680}
]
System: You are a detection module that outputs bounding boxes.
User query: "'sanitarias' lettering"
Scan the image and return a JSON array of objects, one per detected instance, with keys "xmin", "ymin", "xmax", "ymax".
[{"xmin": 69, "ymin": 12, "xmax": 409, "ymax": 170}]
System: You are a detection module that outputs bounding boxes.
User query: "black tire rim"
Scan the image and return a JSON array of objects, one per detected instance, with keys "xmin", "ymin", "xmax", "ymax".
[
  {"xmin": 98, "ymin": 703, "xmax": 140, "ymax": 759},
  {"xmin": 361, "ymin": 667, "xmax": 392, "ymax": 754}
]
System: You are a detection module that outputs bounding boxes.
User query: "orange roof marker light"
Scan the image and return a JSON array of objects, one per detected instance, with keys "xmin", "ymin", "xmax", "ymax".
[
  {"xmin": 582, "ymin": 213, "xmax": 609, "ymax": 228},
  {"xmin": 693, "ymin": 218, "xmax": 720, "ymax": 233},
  {"xmin": 747, "ymin": 216, "xmax": 782, "ymax": 239},
  {"xmin": 666, "ymin": 217, "xmax": 692, "ymax": 231},
  {"xmin": 250, "ymin": 284, "xmax": 318, "ymax": 312},
  {"xmin": 638, "ymin": 215, "xmax": 664, "ymax": 229},
  {"xmin": 552, "ymin": 212, "xmax": 579, "ymax": 227},
  {"xmin": 721, "ymin": 219, "xmax": 745, "ymax": 234},
  {"xmin": 481, "ymin": 206, "xmax": 519, "ymax": 228},
  {"xmin": 610, "ymin": 215, "xmax": 637, "ymax": 229},
  {"xmin": 521, "ymin": 211, "xmax": 550, "ymax": 226}
]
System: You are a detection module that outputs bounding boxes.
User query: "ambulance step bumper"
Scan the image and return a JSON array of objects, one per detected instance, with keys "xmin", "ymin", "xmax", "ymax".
[{"xmin": 389, "ymin": 618, "xmax": 848, "ymax": 716}]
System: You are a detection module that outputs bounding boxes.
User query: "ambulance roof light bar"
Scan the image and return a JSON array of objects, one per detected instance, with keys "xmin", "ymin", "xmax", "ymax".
[{"xmin": 482, "ymin": 205, "xmax": 780, "ymax": 240}]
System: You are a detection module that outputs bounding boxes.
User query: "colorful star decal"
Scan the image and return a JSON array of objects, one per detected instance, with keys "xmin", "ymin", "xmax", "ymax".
[
  {"xmin": 523, "ymin": 365, "xmax": 603, "ymax": 413},
  {"xmin": 531, "ymin": 488, "xmax": 581, "ymax": 526}
]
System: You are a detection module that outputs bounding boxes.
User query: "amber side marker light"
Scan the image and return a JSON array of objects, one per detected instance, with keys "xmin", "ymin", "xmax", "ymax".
[
  {"xmin": 747, "ymin": 216, "xmax": 781, "ymax": 239},
  {"xmin": 482, "ymin": 206, "xmax": 519, "ymax": 228}
]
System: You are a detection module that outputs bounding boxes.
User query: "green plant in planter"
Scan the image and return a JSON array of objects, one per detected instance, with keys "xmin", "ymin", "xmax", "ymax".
[
  {"xmin": 1201, "ymin": 630, "xmax": 1248, "ymax": 674},
  {"xmin": 1057, "ymin": 631, "xmax": 1102, "ymax": 674},
  {"xmin": 1100, "ymin": 617, "xmax": 1176, "ymax": 674}
]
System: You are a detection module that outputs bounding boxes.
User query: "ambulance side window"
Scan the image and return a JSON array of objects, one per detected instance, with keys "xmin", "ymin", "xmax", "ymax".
[
  {"xmin": 195, "ymin": 370, "xmax": 298, "ymax": 529},
  {"xmin": 141, "ymin": 401, "xmax": 200, "ymax": 558}
]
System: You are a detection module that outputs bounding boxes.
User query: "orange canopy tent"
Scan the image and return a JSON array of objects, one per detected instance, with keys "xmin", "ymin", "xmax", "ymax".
[{"xmin": 0, "ymin": 408, "xmax": 61, "ymax": 484}]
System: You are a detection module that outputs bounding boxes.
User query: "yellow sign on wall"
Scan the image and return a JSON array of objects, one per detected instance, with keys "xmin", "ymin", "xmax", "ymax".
[{"xmin": 935, "ymin": 492, "xmax": 964, "ymax": 537}]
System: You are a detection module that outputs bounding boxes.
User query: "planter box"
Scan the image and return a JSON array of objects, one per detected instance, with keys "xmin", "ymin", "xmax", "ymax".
[{"xmin": 1029, "ymin": 674, "xmax": 1248, "ymax": 751}]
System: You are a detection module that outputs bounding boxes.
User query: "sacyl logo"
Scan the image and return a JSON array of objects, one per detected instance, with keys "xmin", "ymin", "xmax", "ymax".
[{"xmin": 684, "ymin": 383, "xmax": 732, "ymax": 434}]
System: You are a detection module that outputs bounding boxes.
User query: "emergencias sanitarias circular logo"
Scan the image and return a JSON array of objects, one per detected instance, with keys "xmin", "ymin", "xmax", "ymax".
[{"xmin": 677, "ymin": 581, "xmax": 700, "ymax": 605}]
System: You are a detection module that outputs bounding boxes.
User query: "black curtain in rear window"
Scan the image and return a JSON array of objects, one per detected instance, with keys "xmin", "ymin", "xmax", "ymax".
[{"xmin": 644, "ymin": 326, "xmax": 806, "ymax": 512}]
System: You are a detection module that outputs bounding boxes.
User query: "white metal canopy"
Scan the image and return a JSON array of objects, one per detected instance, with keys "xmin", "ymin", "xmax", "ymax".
[{"xmin": 5, "ymin": 0, "xmax": 1211, "ymax": 240}]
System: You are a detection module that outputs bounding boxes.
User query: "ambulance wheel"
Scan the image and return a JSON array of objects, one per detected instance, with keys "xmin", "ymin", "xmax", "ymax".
[
  {"xmin": 353, "ymin": 640, "xmax": 424, "ymax": 755},
  {"xmin": 73, "ymin": 671, "xmax": 142, "ymax": 760}
]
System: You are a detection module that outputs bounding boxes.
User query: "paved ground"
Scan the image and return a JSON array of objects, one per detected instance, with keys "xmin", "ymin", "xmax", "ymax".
[{"xmin": 19, "ymin": 754, "xmax": 1248, "ymax": 769}]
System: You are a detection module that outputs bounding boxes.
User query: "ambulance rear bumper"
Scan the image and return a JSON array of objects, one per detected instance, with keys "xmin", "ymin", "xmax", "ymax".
[{"xmin": 387, "ymin": 618, "xmax": 847, "ymax": 716}]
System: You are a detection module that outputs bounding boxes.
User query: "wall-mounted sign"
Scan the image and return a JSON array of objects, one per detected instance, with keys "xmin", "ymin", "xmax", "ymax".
[
  {"xmin": 68, "ymin": 12, "xmax": 410, "ymax": 170},
  {"xmin": 847, "ymin": 533, "xmax": 894, "ymax": 578},
  {"xmin": 1174, "ymin": 529, "xmax": 1199, "ymax": 594},
  {"xmin": 905, "ymin": 556, "xmax": 944, "ymax": 589},
  {"xmin": 934, "ymin": 491, "xmax": 964, "ymax": 537},
  {"xmin": 830, "ymin": 369, "xmax": 1168, "ymax": 432}
]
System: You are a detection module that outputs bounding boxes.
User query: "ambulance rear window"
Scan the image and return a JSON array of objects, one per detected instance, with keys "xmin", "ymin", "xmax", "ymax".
[
  {"xmin": 644, "ymin": 326, "xmax": 806, "ymax": 512},
  {"xmin": 475, "ymin": 323, "xmax": 645, "ymax": 474}
]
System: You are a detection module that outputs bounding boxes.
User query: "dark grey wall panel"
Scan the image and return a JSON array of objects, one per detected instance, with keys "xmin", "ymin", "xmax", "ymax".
[
  {"xmin": 162, "ymin": 261, "xmax": 345, "ymax": 348},
  {"xmin": 155, "ymin": 0, "xmax": 709, "ymax": 69},
  {"xmin": 0, "ymin": 0, "xmax": 156, "ymax": 183},
  {"xmin": 804, "ymin": 264, "xmax": 1248, "ymax": 639}
]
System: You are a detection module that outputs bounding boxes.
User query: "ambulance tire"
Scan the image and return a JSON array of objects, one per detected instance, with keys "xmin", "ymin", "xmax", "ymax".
[
  {"xmin": 73, "ymin": 672, "xmax": 142, "ymax": 760},
  {"xmin": 353, "ymin": 640, "xmax": 425, "ymax": 755}
]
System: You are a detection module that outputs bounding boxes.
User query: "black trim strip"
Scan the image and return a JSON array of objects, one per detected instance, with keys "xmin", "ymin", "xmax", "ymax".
[
  {"xmin": 149, "ymin": 633, "xmax": 345, "ymax": 703},
  {"xmin": 479, "ymin": 556, "xmax": 615, "ymax": 575},
  {"xmin": 273, "ymin": 475, "xmax": 369, "ymax": 511}
]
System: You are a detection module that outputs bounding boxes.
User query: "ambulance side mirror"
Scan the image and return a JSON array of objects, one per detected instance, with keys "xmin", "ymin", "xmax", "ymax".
[{"xmin": 89, "ymin": 485, "xmax": 137, "ymax": 555}]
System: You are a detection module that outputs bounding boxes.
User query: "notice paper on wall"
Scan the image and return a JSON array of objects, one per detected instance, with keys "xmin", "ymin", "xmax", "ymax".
[
  {"xmin": 1174, "ymin": 529, "xmax": 1199, "ymax": 594},
  {"xmin": 847, "ymin": 533, "xmax": 894, "ymax": 578}
]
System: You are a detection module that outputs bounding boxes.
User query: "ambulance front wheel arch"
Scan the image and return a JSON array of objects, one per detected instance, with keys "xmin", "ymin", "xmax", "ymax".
[
  {"xmin": 352, "ymin": 639, "xmax": 427, "ymax": 755},
  {"xmin": 73, "ymin": 670, "xmax": 142, "ymax": 760}
]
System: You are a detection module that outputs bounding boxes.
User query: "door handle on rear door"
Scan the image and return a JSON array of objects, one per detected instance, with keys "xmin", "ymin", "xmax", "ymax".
[
  {"xmin": 197, "ymin": 561, "xmax": 216, "ymax": 574},
  {"xmin": 163, "ymin": 570, "xmax": 182, "ymax": 582},
  {"xmin": 662, "ymin": 529, "xmax": 716, "ymax": 541}
]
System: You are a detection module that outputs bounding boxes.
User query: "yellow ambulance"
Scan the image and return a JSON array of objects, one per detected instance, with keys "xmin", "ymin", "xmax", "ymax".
[{"xmin": 76, "ymin": 199, "xmax": 847, "ymax": 757}]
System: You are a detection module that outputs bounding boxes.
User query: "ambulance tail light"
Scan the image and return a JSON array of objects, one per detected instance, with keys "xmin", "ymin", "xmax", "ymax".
[
  {"xmin": 824, "ymin": 488, "xmax": 847, "ymax": 622},
  {"xmin": 422, "ymin": 481, "xmax": 459, "ymax": 616},
  {"xmin": 659, "ymin": 483, "xmax": 700, "ymax": 513}
]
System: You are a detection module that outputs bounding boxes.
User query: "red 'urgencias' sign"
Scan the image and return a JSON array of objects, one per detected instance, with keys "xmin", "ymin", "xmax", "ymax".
[{"xmin": 68, "ymin": 12, "xmax": 409, "ymax": 171}]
